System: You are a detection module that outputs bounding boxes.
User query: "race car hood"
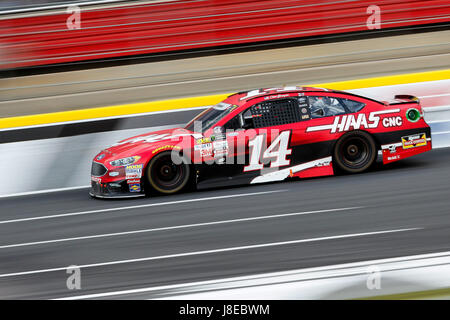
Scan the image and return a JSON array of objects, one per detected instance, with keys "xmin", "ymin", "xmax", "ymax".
[{"xmin": 96, "ymin": 127, "xmax": 201, "ymax": 162}]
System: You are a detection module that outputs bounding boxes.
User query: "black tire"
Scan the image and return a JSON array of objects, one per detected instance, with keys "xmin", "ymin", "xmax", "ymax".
[
  {"xmin": 145, "ymin": 151, "xmax": 191, "ymax": 195},
  {"xmin": 333, "ymin": 131, "xmax": 377, "ymax": 173}
]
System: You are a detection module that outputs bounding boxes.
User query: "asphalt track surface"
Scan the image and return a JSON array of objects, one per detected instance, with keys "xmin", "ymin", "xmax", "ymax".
[{"xmin": 0, "ymin": 147, "xmax": 449, "ymax": 299}]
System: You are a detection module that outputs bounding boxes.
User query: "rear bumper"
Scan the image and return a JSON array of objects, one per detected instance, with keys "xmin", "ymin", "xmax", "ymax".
[
  {"xmin": 89, "ymin": 180, "xmax": 145, "ymax": 199},
  {"xmin": 380, "ymin": 129, "xmax": 432, "ymax": 164}
]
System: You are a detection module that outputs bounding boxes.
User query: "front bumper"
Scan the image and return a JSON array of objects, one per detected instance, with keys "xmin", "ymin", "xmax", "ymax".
[{"xmin": 89, "ymin": 180, "xmax": 145, "ymax": 199}]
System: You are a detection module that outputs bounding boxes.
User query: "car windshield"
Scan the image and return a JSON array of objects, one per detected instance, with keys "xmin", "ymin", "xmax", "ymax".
[{"xmin": 185, "ymin": 102, "xmax": 234, "ymax": 132}]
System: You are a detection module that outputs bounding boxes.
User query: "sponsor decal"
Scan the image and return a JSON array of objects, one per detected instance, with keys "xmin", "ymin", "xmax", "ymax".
[
  {"xmin": 196, "ymin": 137, "xmax": 211, "ymax": 144},
  {"xmin": 213, "ymin": 133, "xmax": 226, "ymax": 141},
  {"xmin": 152, "ymin": 145, "xmax": 181, "ymax": 154},
  {"xmin": 213, "ymin": 140, "xmax": 228, "ymax": 149},
  {"xmin": 213, "ymin": 140, "xmax": 229, "ymax": 157},
  {"xmin": 382, "ymin": 116, "xmax": 402, "ymax": 128},
  {"xmin": 194, "ymin": 143, "xmax": 212, "ymax": 151},
  {"xmin": 388, "ymin": 145, "xmax": 397, "ymax": 154},
  {"xmin": 129, "ymin": 183, "xmax": 141, "ymax": 193},
  {"xmin": 195, "ymin": 143, "xmax": 213, "ymax": 157},
  {"xmin": 96, "ymin": 154, "xmax": 105, "ymax": 160},
  {"xmin": 264, "ymin": 93, "xmax": 290, "ymax": 100},
  {"xmin": 127, "ymin": 179, "xmax": 140, "ymax": 184},
  {"xmin": 200, "ymin": 149, "xmax": 213, "ymax": 157},
  {"xmin": 125, "ymin": 164, "xmax": 143, "ymax": 179},
  {"xmin": 316, "ymin": 159, "xmax": 331, "ymax": 167},
  {"xmin": 91, "ymin": 176, "xmax": 101, "ymax": 183},
  {"xmin": 402, "ymin": 133, "xmax": 427, "ymax": 149},
  {"xmin": 387, "ymin": 155, "xmax": 400, "ymax": 161},
  {"xmin": 306, "ymin": 109, "xmax": 401, "ymax": 133},
  {"xmin": 108, "ymin": 171, "xmax": 119, "ymax": 177}
]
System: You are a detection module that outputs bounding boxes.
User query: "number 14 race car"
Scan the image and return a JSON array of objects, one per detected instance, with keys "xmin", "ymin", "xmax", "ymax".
[{"xmin": 90, "ymin": 87, "xmax": 432, "ymax": 198}]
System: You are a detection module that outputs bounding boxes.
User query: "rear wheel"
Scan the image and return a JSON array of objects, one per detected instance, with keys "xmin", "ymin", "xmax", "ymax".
[
  {"xmin": 146, "ymin": 151, "xmax": 191, "ymax": 194},
  {"xmin": 333, "ymin": 131, "xmax": 377, "ymax": 173}
]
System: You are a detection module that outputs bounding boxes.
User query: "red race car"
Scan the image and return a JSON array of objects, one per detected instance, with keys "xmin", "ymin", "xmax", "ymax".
[{"xmin": 90, "ymin": 87, "xmax": 432, "ymax": 198}]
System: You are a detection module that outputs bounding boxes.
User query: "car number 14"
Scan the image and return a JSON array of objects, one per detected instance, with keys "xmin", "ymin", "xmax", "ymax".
[{"xmin": 244, "ymin": 131, "xmax": 292, "ymax": 172}]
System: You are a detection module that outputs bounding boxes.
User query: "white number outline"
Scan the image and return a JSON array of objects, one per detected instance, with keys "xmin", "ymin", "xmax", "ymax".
[{"xmin": 244, "ymin": 131, "xmax": 292, "ymax": 172}]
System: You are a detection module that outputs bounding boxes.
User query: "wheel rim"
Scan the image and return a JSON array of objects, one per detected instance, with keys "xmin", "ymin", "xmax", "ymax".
[
  {"xmin": 339, "ymin": 136, "xmax": 371, "ymax": 169},
  {"xmin": 152, "ymin": 154, "xmax": 185, "ymax": 189}
]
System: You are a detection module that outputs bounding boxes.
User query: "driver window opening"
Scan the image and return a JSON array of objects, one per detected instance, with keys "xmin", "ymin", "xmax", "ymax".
[
  {"xmin": 225, "ymin": 98, "xmax": 305, "ymax": 130},
  {"xmin": 308, "ymin": 96, "xmax": 346, "ymax": 118}
]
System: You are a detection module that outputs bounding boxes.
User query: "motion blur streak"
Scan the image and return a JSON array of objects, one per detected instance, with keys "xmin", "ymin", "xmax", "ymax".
[
  {"xmin": 0, "ymin": 190, "xmax": 284, "ymax": 225},
  {"xmin": 2, "ymin": 0, "xmax": 449, "ymax": 69},
  {"xmin": 2, "ymin": 30, "xmax": 450, "ymax": 117},
  {"xmin": 0, "ymin": 228, "xmax": 420, "ymax": 278},
  {"xmin": 0, "ymin": 207, "xmax": 362, "ymax": 248}
]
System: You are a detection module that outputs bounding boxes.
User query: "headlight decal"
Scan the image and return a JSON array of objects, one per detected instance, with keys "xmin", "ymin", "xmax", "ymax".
[{"xmin": 109, "ymin": 156, "xmax": 141, "ymax": 167}]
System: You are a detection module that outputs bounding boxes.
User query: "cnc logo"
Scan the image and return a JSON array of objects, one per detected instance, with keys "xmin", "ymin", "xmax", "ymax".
[{"xmin": 306, "ymin": 109, "xmax": 401, "ymax": 133}]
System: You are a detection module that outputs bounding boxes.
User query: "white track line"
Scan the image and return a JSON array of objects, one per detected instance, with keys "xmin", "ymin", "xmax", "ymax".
[
  {"xmin": 0, "ymin": 207, "xmax": 361, "ymax": 249},
  {"xmin": 0, "ymin": 186, "xmax": 89, "ymax": 199},
  {"xmin": 0, "ymin": 190, "xmax": 284, "ymax": 225},
  {"xmin": 0, "ymin": 228, "xmax": 420, "ymax": 279}
]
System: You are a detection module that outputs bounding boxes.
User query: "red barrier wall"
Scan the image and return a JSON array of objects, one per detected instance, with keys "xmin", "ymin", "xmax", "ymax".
[{"xmin": 1, "ymin": 0, "xmax": 450, "ymax": 69}]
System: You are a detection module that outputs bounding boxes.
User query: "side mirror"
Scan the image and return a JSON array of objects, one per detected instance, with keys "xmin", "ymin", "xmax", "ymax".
[
  {"xmin": 312, "ymin": 108, "xmax": 324, "ymax": 117},
  {"xmin": 213, "ymin": 126, "xmax": 224, "ymax": 134}
]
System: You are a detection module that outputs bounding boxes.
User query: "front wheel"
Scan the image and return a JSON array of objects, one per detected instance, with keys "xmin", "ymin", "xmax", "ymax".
[
  {"xmin": 146, "ymin": 151, "xmax": 191, "ymax": 195},
  {"xmin": 333, "ymin": 131, "xmax": 377, "ymax": 173}
]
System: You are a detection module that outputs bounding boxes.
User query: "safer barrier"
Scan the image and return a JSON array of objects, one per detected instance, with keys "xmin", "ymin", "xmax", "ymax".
[{"xmin": 1, "ymin": 0, "xmax": 450, "ymax": 69}]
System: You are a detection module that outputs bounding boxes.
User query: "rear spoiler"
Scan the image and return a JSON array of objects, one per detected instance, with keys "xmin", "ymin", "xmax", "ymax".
[{"xmin": 386, "ymin": 94, "xmax": 420, "ymax": 105}]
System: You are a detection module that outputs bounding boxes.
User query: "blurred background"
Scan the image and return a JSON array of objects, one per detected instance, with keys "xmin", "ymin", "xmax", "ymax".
[{"xmin": 0, "ymin": 0, "xmax": 450, "ymax": 299}]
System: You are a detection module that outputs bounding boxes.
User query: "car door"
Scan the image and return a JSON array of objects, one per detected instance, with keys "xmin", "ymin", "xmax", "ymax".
[
  {"xmin": 196, "ymin": 96, "xmax": 311, "ymax": 188},
  {"xmin": 248, "ymin": 95, "xmax": 337, "ymax": 181},
  {"xmin": 294, "ymin": 93, "xmax": 352, "ymax": 173}
]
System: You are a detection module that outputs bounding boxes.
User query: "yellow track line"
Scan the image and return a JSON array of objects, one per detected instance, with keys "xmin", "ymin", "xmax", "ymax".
[{"xmin": 1, "ymin": 69, "xmax": 449, "ymax": 130}]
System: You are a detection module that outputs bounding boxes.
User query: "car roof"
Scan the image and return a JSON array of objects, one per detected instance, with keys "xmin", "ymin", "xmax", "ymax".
[{"xmin": 223, "ymin": 87, "xmax": 382, "ymax": 106}]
